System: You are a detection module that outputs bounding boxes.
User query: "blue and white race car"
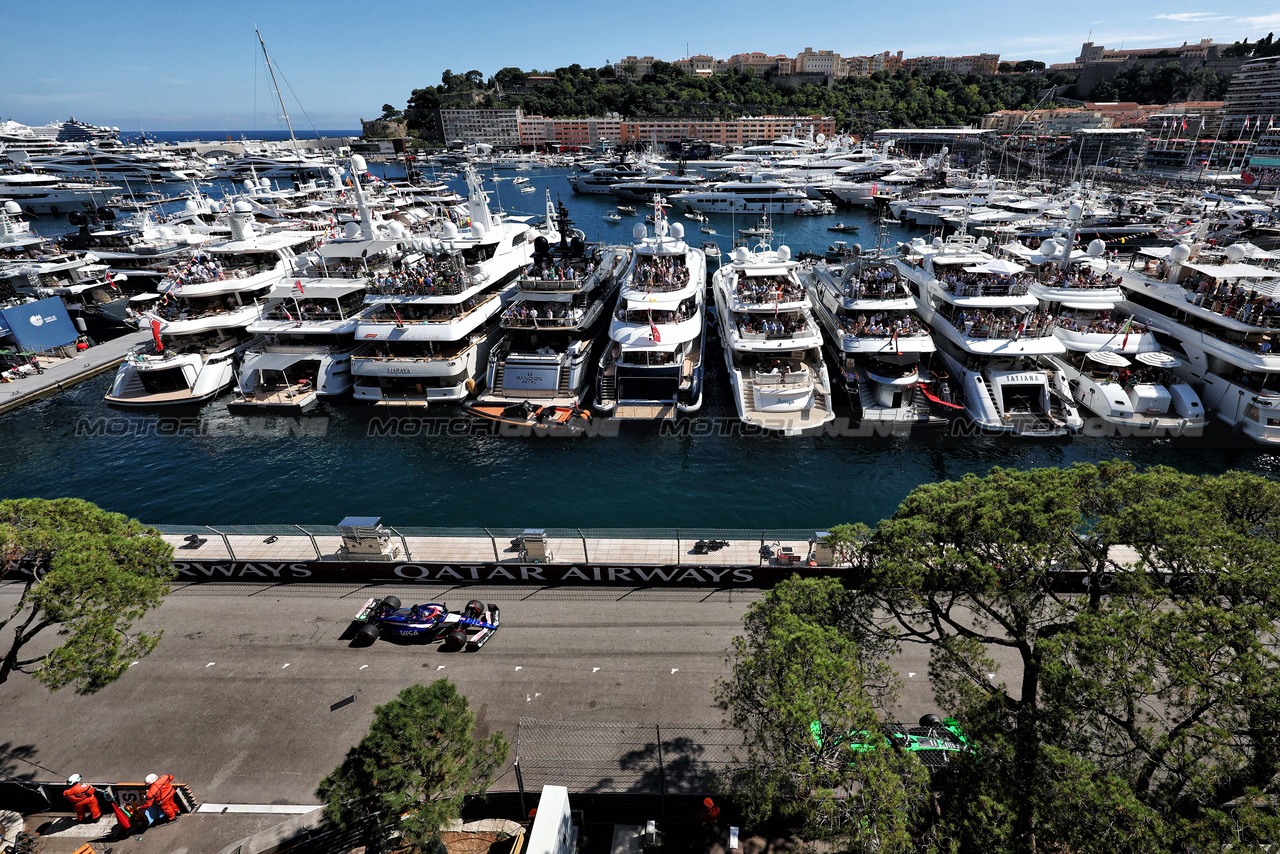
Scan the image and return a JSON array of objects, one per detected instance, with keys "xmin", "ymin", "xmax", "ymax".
[{"xmin": 352, "ymin": 597, "xmax": 500, "ymax": 651}]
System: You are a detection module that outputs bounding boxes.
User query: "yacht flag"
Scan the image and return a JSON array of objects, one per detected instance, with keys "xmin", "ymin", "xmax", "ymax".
[
  {"xmin": 648, "ymin": 311, "xmax": 661, "ymax": 343},
  {"xmin": 294, "ymin": 280, "xmax": 305, "ymax": 294},
  {"xmin": 106, "ymin": 271, "xmax": 117, "ymax": 290},
  {"xmin": 1120, "ymin": 316, "xmax": 1133, "ymax": 349},
  {"xmin": 150, "ymin": 319, "xmax": 164, "ymax": 351}
]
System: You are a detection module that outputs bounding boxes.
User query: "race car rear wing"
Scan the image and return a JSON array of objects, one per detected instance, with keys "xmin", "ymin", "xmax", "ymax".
[{"xmin": 354, "ymin": 597, "xmax": 382, "ymax": 622}]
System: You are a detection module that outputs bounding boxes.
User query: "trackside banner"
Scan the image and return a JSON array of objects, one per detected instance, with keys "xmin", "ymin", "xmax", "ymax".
[{"xmin": 171, "ymin": 560, "xmax": 852, "ymax": 587}]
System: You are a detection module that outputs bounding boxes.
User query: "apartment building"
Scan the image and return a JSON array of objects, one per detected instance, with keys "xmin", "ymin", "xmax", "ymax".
[
  {"xmin": 519, "ymin": 116, "xmax": 624, "ymax": 148},
  {"xmin": 439, "ymin": 108, "xmax": 524, "ymax": 147},
  {"xmin": 619, "ymin": 115, "xmax": 836, "ymax": 147}
]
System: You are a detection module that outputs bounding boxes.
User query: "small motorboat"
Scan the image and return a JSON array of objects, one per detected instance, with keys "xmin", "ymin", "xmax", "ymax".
[
  {"xmin": 617, "ymin": 205, "xmax": 636, "ymax": 215},
  {"xmin": 604, "ymin": 213, "xmax": 623, "ymax": 223},
  {"xmin": 828, "ymin": 222, "xmax": 860, "ymax": 233},
  {"xmin": 700, "ymin": 226, "xmax": 716, "ymax": 234},
  {"xmin": 512, "ymin": 176, "xmax": 530, "ymax": 185},
  {"xmin": 685, "ymin": 211, "xmax": 708, "ymax": 222},
  {"xmin": 700, "ymin": 241, "xmax": 721, "ymax": 258},
  {"xmin": 466, "ymin": 400, "xmax": 593, "ymax": 437},
  {"xmin": 520, "ymin": 185, "xmax": 536, "ymax": 193}
]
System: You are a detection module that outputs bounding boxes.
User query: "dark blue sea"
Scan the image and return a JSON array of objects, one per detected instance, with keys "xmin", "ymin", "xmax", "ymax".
[{"xmin": 4, "ymin": 162, "xmax": 1278, "ymax": 528}]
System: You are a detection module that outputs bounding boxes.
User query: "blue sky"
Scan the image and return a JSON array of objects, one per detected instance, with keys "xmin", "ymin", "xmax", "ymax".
[{"xmin": 2, "ymin": 0, "xmax": 1277, "ymax": 130}]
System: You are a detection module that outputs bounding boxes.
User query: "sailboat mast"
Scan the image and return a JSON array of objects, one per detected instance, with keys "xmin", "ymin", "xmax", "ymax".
[{"xmin": 256, "ymin": 28, "xmax": 300, "ymax": 156}]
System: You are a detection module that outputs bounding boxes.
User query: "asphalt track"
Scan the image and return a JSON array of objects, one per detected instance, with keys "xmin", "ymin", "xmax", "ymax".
[{"xmin": 0, "ymin": 580, "xmax": 1001, "ymax": 806}]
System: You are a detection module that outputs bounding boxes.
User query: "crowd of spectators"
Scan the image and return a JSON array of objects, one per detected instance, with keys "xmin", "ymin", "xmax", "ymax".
[
  {"xmin": 735, "ymin": 274, "xmax": 805, "ymax": 304},
  {"xmin": 734, "ymin": 312, "xmax": 810, "ymax": 338},
  {"xmin": 943, "ymin": 307, "xmax": 1056, "ymax": 340},
  {"xmin": 617, "ymin": 298, "xmax": 697, "ymax": 326},
  {"xmin": 840, "ymin": 264, "xmax": 901, "ymax": 299},
  {"xmin": 838, "ymin": 312, "xmax": 925, "ymax": 337},
  {"xmin": 633, "ymin": 256, "xmax": 688, "ymax": 291},
  {"xmin": 369, "ymin": 256, "xmax": 470, "ymax": 297},
  {"xmin": 1056, "ymin": 310, "xmax": 1146, "ymax": 335},
  {"xmin": 502, "ymin": 302, "xmax": 584, "ymax": 328},
  {"xmin": 368, "ymin": 295, "xmax": 484, "ymax": 323},
  {"xmin": 1187, "ymin": 279, "xmax": 1280, "ymax": 328},
  {"xmin": 528, "ymin": 258, "xmax": 594, "ymax": 282},
  {"xmin": 940, "ymin": 273, "xmax": 1031, "ymax": 297}
]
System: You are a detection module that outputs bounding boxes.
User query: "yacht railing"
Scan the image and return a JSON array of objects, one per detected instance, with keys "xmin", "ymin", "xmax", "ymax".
[
  {"xmin": 752, "ymin": 368, "xmax": 812, "ymax": 387},
  {"xmin": 1185, "ymin": 291, "xmax": 1280, "ymax": 329},
  {"xmin": 941, "ymin": 277, "xmax": 1031, "ymax": 297}
]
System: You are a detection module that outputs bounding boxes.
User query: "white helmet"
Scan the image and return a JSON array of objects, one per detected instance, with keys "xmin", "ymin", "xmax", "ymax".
[
  {"xmin": 145, "ymin": 773, "xmax": 158, "ymax": 784},
  {"xmin": 67, "ymin": 774, "xmax": 81, "ymax": 785}
]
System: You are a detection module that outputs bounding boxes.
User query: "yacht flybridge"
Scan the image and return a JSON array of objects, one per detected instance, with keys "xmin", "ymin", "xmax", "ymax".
[
  {"xmin": 596, "ymin": 199, "xmax": 707, "ymax": 419},
  {"xmin": 711, "ymin": 239, "xmax": 835, "ymax": 435}
]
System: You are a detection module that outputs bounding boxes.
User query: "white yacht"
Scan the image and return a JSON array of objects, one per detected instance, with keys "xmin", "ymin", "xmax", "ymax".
[
  {"xmin": 711, "ymin": 240, "xmax": 835, "ymax": 435},
  {"xmin": 0, "ymin": 172, "xmax": 121, "ymax": 215},
  {"xmin": 670, "ymin": 174, "xmax": 822, "ymax": 216},
  {"xmin": 894, "ymin": 231, "xmax": 1082, "ymax": 436},
  {"xmin": 1116, "ymin": 242, "xmax": 1280, "ymax": 444},
  {"xmin": 7, "ymin": 146, "xmax": 208, "ymax": 183},
  {"xmin": 350, "ymin": 169, "xmax": 545, "ymax": 406},
  {"xmin": 477, "ymin": 204, "xmax": 632, "ymax": 409},
  {"xmin": 212, "ymin": 147, "xmax": 336, "ymax": 181},
  {"xmin": 596, "ymin": 204, "xmax": 707, "ymax": 419},
  {"xmin": 1005, "ymin": 237, "xmax": 1207, "ymax": 436},
  {"xmin": 104, "ymin": 204, "xmax": 320, "ymax": 406},
  {"xmin": 567, "ymin": 159, "xmax": 660, "ymax": 194},
  {"xmin": 608, "ymin": 173, "xmax": 709, "ymax": 203},
  {"xmin": 803, "ymin": 251, "xmax": 948, "ymax": 425},
  {"xmin": 229, "ymin": 278, "xmax": 368, "ymax": 412}
]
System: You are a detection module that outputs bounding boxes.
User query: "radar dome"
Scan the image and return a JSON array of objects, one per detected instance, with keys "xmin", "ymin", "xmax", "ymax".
[
  {"xmin": 776, "ymin": 245, "xmax": 791, "ymax": 262},
  {"xmin": 184, "ymin": 200, "xmax": 198, "ymax": 212},
  {"xmin": 344, "ymin": 222, "xmax": 360, "ymax": 239},
  {"xmin": 209, "ymin": 200, "xmax": 222, "ymax": 213},
  {"xmin": 911, "ymin": 237, "xmax": 926, "ymax": 248},
  {"xmin": 669, "ymin": 222, "xmax": 684, "ymax": 240},
  {"xmin": 1067, "ymin": 203, "xmax": 1083, "ymax": 220},
  {"xmin": 976, "ymin": 236, "xmax": 990, "ymax": 249},
  {"xmin": 733, "ymin": 247, "xmax": 750, "ymax": 263},
  {"xmin": 328, "ymin": 167, "xmax": 340, "ymax": 177},
  {"xmin": 351, "ymin": 154, "xmax": 367, "ymax": 173},
  {"xmin": 816, "ymin": 132, "xmax": 826, "ymax": 144},
  {"xmin": 1071, "ymin": 181, "xmax": 1082, "ymax": 191},
  {"xmin": 1224, "ymin": 244, "xmax": 1246, "ymax": 262},
  {"xmin": 632, "ymin": 223, "xmax": 647, "ymax": 240},
  {"xmin": 5, "ymin": 201, "xmax": 23, "ymax": 215},
  {"xmin": 1087, "ymin": 239, "xmax": 1107, "ymax": 257},
  {"xmin": 442, "ymin": 221, "xmax": 459, "ymax": 239},
  {"xmin": 1168, "ymin": 243, "xmax": 1192, "ymax": 264},
  {"xmin": 232, "ymin": 200, "xmax": 253, "ymax": 213},
  {"xmin": 1039, "ymin": 238, "xmax": 1058, "ymax": 255},
  {"xmin": 931, "ymin": 237, "xmax": 943, "ymax": 249},
  {"xmin": 388, "ymin": 221, "xmax": 408, "ymax": 239},
  {"xmin": 470, "ymin": 221, "xmax": 486, "ymax": 241}
]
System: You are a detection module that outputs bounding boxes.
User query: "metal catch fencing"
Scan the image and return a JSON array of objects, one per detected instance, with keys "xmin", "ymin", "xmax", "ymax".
[{"xmin": 514, "ymin": 718, "xmax": 743, "ymax": 795}]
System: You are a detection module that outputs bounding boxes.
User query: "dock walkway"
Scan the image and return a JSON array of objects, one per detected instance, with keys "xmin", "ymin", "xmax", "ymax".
[{"xmin": 0, "ymin": 331, "xmax": 147, "ymax": 414}]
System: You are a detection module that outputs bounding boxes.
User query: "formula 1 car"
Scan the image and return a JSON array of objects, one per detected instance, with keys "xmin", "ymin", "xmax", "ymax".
[
  {"xmin": 811, "ymin": 714, "xmax": 976, "ymax": 769},
  {"xmin": 352, "ymin": 597, "xmax": 500, "ymax": 651}
]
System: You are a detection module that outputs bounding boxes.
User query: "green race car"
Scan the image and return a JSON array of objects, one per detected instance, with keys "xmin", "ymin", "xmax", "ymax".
[{"xmin": 811, "ymin": 714, "xmax": 976, "ymax": 768}]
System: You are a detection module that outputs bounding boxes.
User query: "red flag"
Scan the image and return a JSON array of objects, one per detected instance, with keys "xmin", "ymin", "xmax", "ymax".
[
  {"xmin": 392, "ymin": 307, "xmax": 403, "ymax": 327},
  {"xmin": 294, "ymin": 280, "xmax": 305, "ymax": 294},
  {"xmin": 1245, "ymin": 116, "xmax": 1251, "ymax": 130},
  {"xmin": 648, "ymin": 312, "xmax": 661, "ymax": 343},
  {"xmin": 106, "ymin": 271, "xmax": 118, "ymax": 290},
  {"xmin": 283, "ymin": 306, "xmax": 294, "ymax": 322},
  {"xmin": 1181, "ymin": 118, "xmax": 1187, "ymax": 131},
  {"xmin": 150, "ymin": 319, "xmax": 164, "ymax": 351},
  {"xmin": 893, "ymin": 331, "xmax": 901, "ymax": 355}
]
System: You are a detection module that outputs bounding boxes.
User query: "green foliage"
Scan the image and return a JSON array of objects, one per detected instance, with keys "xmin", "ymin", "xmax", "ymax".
[
  {"xmin": 389, "ymin": 65, "xmax": 1068, "ymax": 132},
  {"xmin": 1094, "ymin": 60, "xmax": 1229, "ymax": 103},
  {"xmin": 379, "ymin": 104, "xmax": 402, "ymax": 121},
  {"xmin": 318, "ymin": 679, "xmax": 509, "ymax": 853},
  {"xmin": 848, "ymin": 463, "xmax": 1280, "ymax": 853},
  {"xmin": 0, "ymin": 498, "xmax": 174, "ymax": 694},
  {"xmin": 1223, "ymin": 33, "xmax": 1280, "ymax": 58},
  {"xmin": 717, "ymin": 577, "xmax": 952, "ymax": 854}
]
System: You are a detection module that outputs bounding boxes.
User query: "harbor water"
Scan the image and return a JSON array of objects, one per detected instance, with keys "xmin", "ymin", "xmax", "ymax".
[{"xmin": 1, "ymin": 164, "xmax": 1277, "ymax": 528}]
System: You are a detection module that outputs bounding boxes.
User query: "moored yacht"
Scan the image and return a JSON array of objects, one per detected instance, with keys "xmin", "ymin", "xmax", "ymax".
[
  {"xmin": 894, "ymin": 231, "xmax": 1081, "ymax": 436},
  {"xmin": 711, "ymin": 240, "xmax": 835, "ymax": 435},
  {"xmin": 1116, "ymin": 241, "xmax": 1280, "ymax": 444},
  {"xmin": 228, "ymin": 278, "xmax": 368, "ymax": 412},
  {"xmin": 349, "ymin": 169, "xmax": 546, "ymax": 406},
  {"xmin": 103, "ymin": 204, "xmax": 320, "ymax": 406},
  {"xmin": 475, "ymin": 203, "xmax": 632, "ymax": 410},
  {"xmin": 803, "ymin": 250, "xmax": 948, "ymax": 425},
  {"xmin": 596, "ymin": 201, "xmax": 707, "ymax": 419},
  {"xmin": 671, "ymin": 174, "xmax": 821, "ymax": 216},
  {"xmin": 1005, "ymin": 235, "xmax": 1207, "ymax": 436}
]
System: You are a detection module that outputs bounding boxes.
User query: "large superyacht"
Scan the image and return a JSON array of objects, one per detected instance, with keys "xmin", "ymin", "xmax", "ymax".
[
  {"xmin": 473, "ymin": 203, "xmax": 632, "ymax": 410},
  {"xmin": 349, "ymin": 169, "xmax": 547, "ymax": 406},
  {"xmin": 595, "ymin": 200, "xmax": 707, "ymax": 419},
  {"xmin": 802, "ymin": 245, "xmax": 948, "ymax": 425},
  {"xmin": 1116, "ymin": 241, "xmax": 1280, "ymax": 444},
  {"xmin": 894, "ymin": 230, "xmax": 1082, "ymax": 436},
  {"xmin": 711, "ymin": 239, "xmax": 836, "ymax": 435}
]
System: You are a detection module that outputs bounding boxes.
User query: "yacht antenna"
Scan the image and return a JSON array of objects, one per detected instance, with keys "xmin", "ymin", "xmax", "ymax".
[{"xmin": 256, "ymin": 28, "xmax": 300, "ymax": 157}]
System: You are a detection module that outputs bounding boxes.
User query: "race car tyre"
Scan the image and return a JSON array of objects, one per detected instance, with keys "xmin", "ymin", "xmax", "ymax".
[
  {"xmin": 919, "ymin": 714, "xmax": 944, "ymax": 728},
  {"xmin": 355, "ymin": 624, "xmax": 380, "ymax": 645},
  {"xmin": 380, "ymin": 596, "xmax": 401, "ymax": 612},
  {"xmin": 465, "ymin": 599, "xmax": 485, "ymax": 618},
  {"xmin": 444, "ymin": 629, "xmax": 468, "ymax": 651}
]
